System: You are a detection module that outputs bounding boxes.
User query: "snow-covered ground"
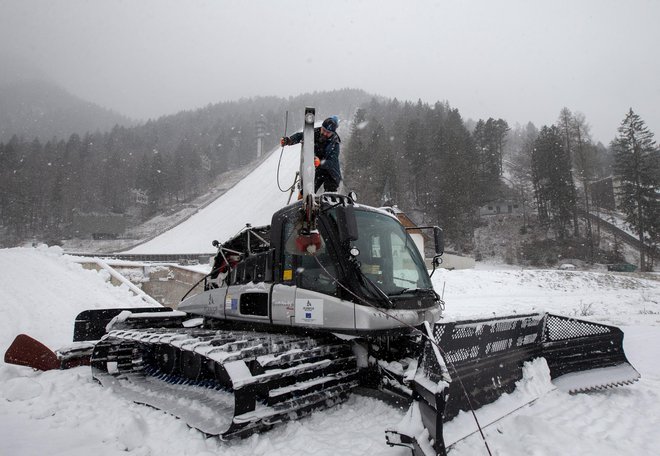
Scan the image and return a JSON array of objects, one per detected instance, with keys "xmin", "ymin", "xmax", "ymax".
[{"xmin": 1, "ymin": 246, "xmax": 659, "ymax": 456}]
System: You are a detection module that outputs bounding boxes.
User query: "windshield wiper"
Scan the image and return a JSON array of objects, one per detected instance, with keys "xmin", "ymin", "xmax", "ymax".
[
  {"xmin": 352, "ymin": 265, "xmax": 394, "ymax": 308},
  {"xmin": 391, "ymin": 287, "xmax": 438, "ymax": 298}
]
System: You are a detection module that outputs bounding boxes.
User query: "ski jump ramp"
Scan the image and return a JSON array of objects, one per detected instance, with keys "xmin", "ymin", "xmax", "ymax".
[{"xmin": 126, "ymin": 145, "xmax": 300, "ymax": 254}]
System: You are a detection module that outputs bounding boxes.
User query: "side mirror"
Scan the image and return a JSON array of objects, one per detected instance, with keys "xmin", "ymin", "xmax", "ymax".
[
  {"xmin": 335, "ymin": 206, "xmax": 358, "ymax": 243},
  {"xmin": 433, "ymin": 227, "xmax": 444, "ymax": 255}
]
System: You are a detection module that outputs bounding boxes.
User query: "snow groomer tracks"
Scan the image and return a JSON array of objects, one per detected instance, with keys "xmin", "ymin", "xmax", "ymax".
[{"xmin": 90, "ymin": 328, "xmax": 359, "ymax": 438}]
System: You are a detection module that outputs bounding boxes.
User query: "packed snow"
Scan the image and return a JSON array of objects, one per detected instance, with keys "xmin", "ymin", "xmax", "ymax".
[{"xmin": 1, "ymin": 246, "xmax": 659, "ymax": 456}]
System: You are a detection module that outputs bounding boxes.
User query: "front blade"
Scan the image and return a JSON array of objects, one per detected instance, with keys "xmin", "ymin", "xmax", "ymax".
[
  {"xmin": 390, "ymin": 312, "xmax": 640, "ymax": 455},
  {"xmin": 542, "ymin": 313, "xmax": 640, "ymax": 392}
]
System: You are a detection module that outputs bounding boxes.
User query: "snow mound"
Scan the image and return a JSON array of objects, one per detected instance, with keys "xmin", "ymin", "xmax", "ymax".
[{"xmin": 0, "ymin": 246, "xmax": 152, "ymax": 351}]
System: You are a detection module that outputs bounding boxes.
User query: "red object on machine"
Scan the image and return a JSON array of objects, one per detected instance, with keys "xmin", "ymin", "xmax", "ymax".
[{"xmin": 295, "ymin": 231, "xmax": 322, "ymax": 254}]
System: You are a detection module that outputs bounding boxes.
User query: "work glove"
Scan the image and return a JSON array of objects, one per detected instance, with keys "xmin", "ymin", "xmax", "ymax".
[
  {"xmin": 314, "ymin": 156, "xmax": 320, "ymax": 167},
  {"xmin": 280, "ymin": 137, "xmax": 290, "ymax": 147}
]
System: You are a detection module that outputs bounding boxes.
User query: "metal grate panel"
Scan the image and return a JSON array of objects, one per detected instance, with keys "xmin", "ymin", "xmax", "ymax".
[{"xmin": 543, "ymin": 314, "xmax": 612, "ymax": 342}]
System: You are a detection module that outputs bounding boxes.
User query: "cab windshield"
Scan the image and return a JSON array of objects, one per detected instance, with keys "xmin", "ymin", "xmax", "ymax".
[{"xmin": 350, "ymin": 209, "xmax": 432, "ymax": 296}]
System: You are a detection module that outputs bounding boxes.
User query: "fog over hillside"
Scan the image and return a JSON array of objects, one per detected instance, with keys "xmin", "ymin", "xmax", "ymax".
[
  {"xmin": 2, "ymin": 1, "xmax": 659, "ymax": 143},
  {"xmin": 0, "ymin": 79, "xmax": 135, "ymax": 142}
]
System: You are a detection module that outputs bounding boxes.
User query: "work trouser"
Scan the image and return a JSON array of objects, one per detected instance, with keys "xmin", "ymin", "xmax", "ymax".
[{"xmin": 314, "ymin": 168, "xmax": 340, "ymax": 193}]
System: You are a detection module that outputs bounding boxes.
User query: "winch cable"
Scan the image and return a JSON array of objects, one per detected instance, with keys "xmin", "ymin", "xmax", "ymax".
[
  {"xmin": 276, "ymin": 110, "xmax": 297, "ymax": 193},
  {"xmin": 311, "ymin": 253, "xmax": 493, "ymax": 456}
]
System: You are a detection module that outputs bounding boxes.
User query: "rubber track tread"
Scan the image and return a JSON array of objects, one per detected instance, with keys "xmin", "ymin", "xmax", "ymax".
[{"xmin": 90, "ymin": 327, "xmax": 358, "ymax": 438}]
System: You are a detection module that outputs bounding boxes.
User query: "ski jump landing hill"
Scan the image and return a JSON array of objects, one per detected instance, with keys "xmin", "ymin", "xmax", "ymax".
[{"xmin": 126, "ymin": 144, "xmax": 301, "ymax": 255}]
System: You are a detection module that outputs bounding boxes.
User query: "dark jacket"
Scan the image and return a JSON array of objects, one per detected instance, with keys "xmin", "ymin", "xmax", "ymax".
[{"xmin": 288, "ymin": 128, "xmax": 341, "ymax": 183}]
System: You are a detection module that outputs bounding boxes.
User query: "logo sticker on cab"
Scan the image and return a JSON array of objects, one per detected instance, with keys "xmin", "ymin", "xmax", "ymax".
[{"xmin": 294, "ymin": 298, "xmax": 324, "ymax": 325}]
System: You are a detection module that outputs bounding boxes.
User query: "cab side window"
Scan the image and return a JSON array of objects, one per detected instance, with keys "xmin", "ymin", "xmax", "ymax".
[{"xmin": 282, "ymin": 220, "xmax": 337, "ymax": 295}]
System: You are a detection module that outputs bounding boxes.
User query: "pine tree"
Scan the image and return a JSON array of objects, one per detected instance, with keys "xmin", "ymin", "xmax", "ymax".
[
  {"xmin": 532, "ymin": 126, "xmax": 578, "ymax": 239},
  {"xmin": 364, "ymin": 119, "xmax": 388, "ymax": 205},
  {"xmin": 431, "ymin": 109, "xmax": 479, "ymax": 251},
  {"xmin": 611, "ymin": 109, "xmax": 659, "ymax": 271},
  {"xmin": 404, "ymin": 115, "xmax": 429, "ymax": 207},
  {"xmin": 0, "ymin": 137, "xmax": 26, "ymax": 236},
  {"xmin": 474, "ymin": 118, "xmax": 509, "ymax": 198},
  {"xmin": 555, "ymin": 108, "xmax": 580, "ymax": 236},
  {"xmin": 559, "ymin": 109, "xmax": 598, "ymax": 258},
  {"xmin": 344, "ymin": 108, "xmax": 370, "ymax": 195}
]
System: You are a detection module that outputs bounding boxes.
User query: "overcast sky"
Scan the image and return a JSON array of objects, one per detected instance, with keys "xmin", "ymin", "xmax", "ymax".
[{"xmin": 1, "ymin": 0, "xmax": 658, "ymax": 143}]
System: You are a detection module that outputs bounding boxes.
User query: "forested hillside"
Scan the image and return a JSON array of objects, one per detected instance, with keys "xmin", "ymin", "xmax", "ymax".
[
  {"xmin": 0, "ymin": 80, "xmax": 134, "ymax": 143},
  {"xmin": 344, "ymin": 100, "xmax": 485, "ymax": 251},
  {"xmin": 343, "ymin": 101, "xmax": 658, "ymax": 268},
  {"xmin": 1, "ymin": 85, "xmax": 657, "ymax": 269},
  {"xmin": 0, "ymin": 89, "xmax": 375, "ymax": 244}
]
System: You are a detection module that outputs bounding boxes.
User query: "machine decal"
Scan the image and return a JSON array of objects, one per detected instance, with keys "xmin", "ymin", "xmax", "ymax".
[{"xmin": 295, "ymin": 298, "xmax": 323, "ymax": 325}]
